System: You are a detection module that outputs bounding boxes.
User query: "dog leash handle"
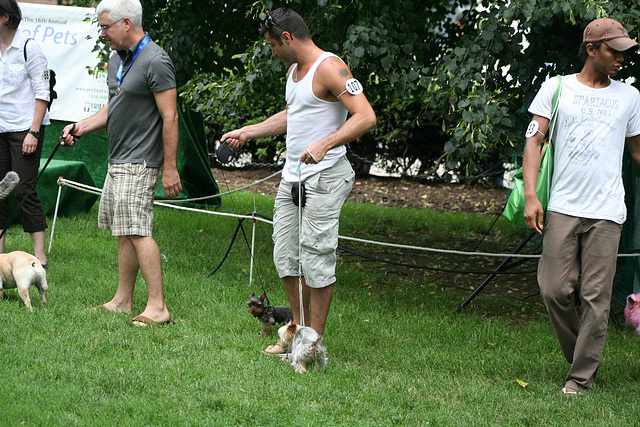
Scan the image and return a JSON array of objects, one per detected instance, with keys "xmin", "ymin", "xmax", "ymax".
[{"xmin": 58, "ymin": 123, "xmax": 81, "ymax": 147}]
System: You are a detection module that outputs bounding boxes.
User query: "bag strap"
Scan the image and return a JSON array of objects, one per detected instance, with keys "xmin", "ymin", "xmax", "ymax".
[
  {"xmin": 23, "ymin": 37, "xmax": 33, "ymax": 62},
  {"xmin": 547, "ymin": 76, "xmax": 563, "ymax": 145},
  {"xmin": 542, "ymin": 76, "xmax": 563, "ymax": 205}
]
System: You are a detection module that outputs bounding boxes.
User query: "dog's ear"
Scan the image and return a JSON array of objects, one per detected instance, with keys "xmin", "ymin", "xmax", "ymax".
[
  {"xmin": 260, "ymin": 291, "xmax": 267, "ymax": 300},
  {"xmin": 286, "ymin": 322, "xmax": 298, "ymax": 335},
  {"xmin": 250, "ymin": 292, "xmax": 256, "ymax": 298}
]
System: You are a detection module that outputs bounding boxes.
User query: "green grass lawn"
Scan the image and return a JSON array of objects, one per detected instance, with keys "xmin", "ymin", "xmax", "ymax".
[{"xmin": 0, "ymin": 191, "xmax": 638, "ymax": 426}]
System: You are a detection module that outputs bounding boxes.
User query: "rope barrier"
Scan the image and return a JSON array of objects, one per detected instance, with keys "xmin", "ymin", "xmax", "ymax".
[
  {"xmin": 339, "ymin": 235, "xmax": 541, "ymax": 259},
  {"xmin": 154, "ymin": 169, "xmax": 282, "ymax": 204},
  {"xmin": 50, "ymin": 177, "xmax": 640, "ymax": 260}
]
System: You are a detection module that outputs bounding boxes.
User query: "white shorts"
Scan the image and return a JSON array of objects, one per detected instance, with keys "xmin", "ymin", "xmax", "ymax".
[{"xmin": 272, "ymin": 156, "xmax": 355, "ymax": 288}]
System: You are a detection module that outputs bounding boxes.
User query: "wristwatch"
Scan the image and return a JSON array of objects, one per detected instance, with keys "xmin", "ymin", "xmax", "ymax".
[{"xmin": 28, "ymin": 130, "xmax": 40, "ymax": 138}]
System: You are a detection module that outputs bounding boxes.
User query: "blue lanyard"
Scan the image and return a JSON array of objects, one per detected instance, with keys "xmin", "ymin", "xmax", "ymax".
[{"xmin": 116, "ymin": 34, "xmax": 150, "ymax": 89}]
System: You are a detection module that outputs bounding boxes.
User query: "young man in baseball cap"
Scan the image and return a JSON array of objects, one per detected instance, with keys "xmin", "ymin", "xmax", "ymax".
[{"xmin": 523, "ymin": 17, "xmax": 640, "ymax": 395}]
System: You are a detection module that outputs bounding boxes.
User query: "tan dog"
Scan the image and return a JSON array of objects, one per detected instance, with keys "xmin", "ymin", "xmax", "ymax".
[{"xmin": 0, "ymin": 251, "xmax": 48, "ymax": 311}]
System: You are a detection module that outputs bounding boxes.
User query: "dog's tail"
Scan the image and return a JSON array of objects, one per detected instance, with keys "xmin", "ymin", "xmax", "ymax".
[
  {"xmin": 27, "ymin": 259, "xmax": 48, "ymax": 304},
  {"xmin": 32, "ymin": 259, "xmax": 48, "ymax": 284},
  {"xmin": 312, "ymin": 335, "xmax": 327, "ymax": 369},
  {"xmin": 0, "ymin": 171, "xmax": 19, "ymax": 200}
]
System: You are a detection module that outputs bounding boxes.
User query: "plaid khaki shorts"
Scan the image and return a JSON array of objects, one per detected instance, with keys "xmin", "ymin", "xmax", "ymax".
[{"xmin": 98, "ymin": 162, "xmax": 162, "ymax": 236}]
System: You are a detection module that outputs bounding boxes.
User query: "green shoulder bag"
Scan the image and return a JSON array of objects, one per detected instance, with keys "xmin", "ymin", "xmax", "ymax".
[{"xmin": 504, "ymin": 76, "xmax": 563, "ymax": 228}]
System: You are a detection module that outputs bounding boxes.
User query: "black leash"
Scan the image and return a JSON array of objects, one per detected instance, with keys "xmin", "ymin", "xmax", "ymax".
[
  {"xmin": 0, "ymin": 126, "xmax": 76, "ymax": 240},
  {"xmin": 206, "ymin": 211, "xmax": 273, "ymax": 278},
  {"xmin": 210, "ymin": 150, "xmax": 275, "ymax": 300}
]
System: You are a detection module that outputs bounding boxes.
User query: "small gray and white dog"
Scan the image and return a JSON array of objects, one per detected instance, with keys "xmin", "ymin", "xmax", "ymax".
[{"xmin": 277, "ymin": 322, "xmax": 327, "ymax": 374}]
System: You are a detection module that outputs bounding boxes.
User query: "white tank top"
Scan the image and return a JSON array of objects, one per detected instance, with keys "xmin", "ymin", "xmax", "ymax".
[{"xmin": 283, "ymin": 52, "xmax": 349, "ymax": 182}]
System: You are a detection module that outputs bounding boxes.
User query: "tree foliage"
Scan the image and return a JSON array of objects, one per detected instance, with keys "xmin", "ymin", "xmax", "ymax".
[
  {"xmin": 179, "ymin": 0, "xmax": 473, "ymax": 172},
  {"xmin": 70, "ymin": 0, "xmax": 640, "ymax": 180},
  {"xmin": 428, "ymin": 0, "xmax": 640, "ymax": 180}
]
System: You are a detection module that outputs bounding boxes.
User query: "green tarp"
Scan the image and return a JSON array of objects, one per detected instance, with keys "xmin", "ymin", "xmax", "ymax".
[{"xmin": 615, "ymin": 148, "xmax": 640, "ymax": 304}]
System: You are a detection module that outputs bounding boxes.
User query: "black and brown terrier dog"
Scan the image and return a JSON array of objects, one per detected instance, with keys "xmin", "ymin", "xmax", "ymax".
[{"xmin": 247, "ymin": 291, "xmax": 294, "ymax": 336}]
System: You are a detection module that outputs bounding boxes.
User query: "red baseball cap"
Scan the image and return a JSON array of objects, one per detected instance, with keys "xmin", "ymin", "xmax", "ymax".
[{"xmin": 583, "ymin": 18, "xmax": 639, "ymax": 51}]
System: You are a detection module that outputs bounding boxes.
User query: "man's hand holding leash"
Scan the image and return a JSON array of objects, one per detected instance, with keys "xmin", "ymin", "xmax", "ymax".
[
  {"xmin": 300, "ymin": 144, "xmax": 324, "ymax": 164},
  {"xmin": 220, "ymin": 130, "xmax": 247, "ymax": 151},
  {"xmin": 60, "ymin": 123, "xmax": 83, "ymax": 147}
]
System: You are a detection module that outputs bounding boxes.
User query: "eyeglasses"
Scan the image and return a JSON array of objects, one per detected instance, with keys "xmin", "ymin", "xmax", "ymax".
[
  {"xmin": 264, "ymin": 14, "xmax": 285, "ymax": 31},
  {"xmin": 100, "ymin": 17, "xmax": 124, "ymax": 31}
]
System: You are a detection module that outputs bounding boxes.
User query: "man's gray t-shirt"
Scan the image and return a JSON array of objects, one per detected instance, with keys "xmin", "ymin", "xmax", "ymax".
[{"xmin": 106, "ymin": 36, "xmax": 176, "ymax": 167}]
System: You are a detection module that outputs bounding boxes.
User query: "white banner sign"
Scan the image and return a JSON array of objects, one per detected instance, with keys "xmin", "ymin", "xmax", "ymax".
[{"xmin": 19, "ymin": 3, "xmax": 108, "ymax": 122}]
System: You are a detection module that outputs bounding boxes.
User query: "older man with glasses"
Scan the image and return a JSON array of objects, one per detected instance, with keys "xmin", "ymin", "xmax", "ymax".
[
  {"xmin": 222, "ymin": 8, "xmax": 376, "ymax": 354},
  {"xmin": 61, "ymin": 0, "xmax": 182, "ymax": 326}
]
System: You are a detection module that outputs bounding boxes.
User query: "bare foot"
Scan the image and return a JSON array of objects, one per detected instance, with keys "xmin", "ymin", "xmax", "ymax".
[
  {"xmin": 265, "ymin": 344, "xmax": 286, "ymax": 354},
  {"xmin": 131, "ymin": 314, "xmax": 174, "ymax": 326},
  {"xmin": 135, "ymin": 307, "xmax": 171, "ymax": 324}
]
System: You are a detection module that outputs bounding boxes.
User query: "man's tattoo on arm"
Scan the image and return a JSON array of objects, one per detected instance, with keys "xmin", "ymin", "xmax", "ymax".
[{"xmin": 338, "ymin": 68, "xmax": 350, "ymax": 79}]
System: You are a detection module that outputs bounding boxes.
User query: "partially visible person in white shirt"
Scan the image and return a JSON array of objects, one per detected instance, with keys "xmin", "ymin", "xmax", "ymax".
[{"xmin": 0, "ymin": 0, "xmax": 51, "ymax": 268}]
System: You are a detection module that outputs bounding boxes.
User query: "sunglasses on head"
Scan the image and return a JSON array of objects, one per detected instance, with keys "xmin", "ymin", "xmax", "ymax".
[{"xmin": 264, "ymin": 13, "xmax": 285, "ymax": 31}]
